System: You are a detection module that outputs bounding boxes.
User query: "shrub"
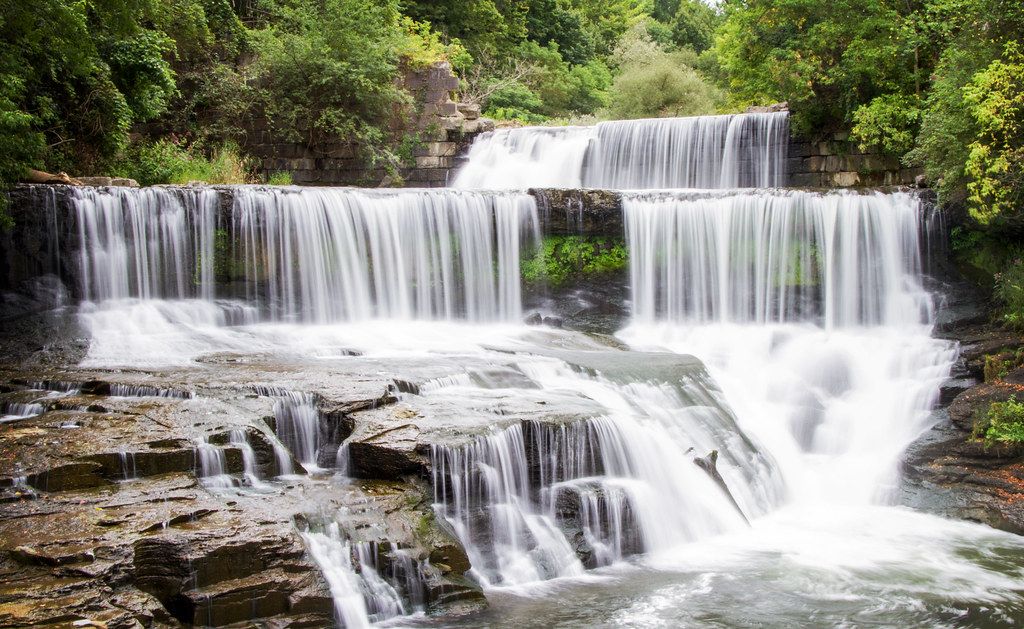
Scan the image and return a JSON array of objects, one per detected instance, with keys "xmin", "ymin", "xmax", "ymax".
[
  {"xmin": 606, "ymin": 23, "xmax": 720, "ymax": 120},
  {"xmin": 606, "ymin": 54, "xmax": 721, "ymax": 119},
  {"xmin": 266, "ymin": 171, "xmax": 294, "ymax": 185},
  {"xmin": 522, "ymin": 236, "xmax": 628, "ymax": 288},
  {"xmin": 851, "ymin": 94, "xmax": 922, "ymax": 156},
  {"xmin": 994, "ymin": 258, "xmax": 1024, "ymax": 329},
  {"xmin": 979, "ymin": 396, "xmax": 1024, "ymax": 444},
  {"xmin": 115, "ymin": 139, "xmax": 254, "ymax": 186},
  {"xmin": 963, "ymin": 43, "xmax": 1024, "ymax": 226}
]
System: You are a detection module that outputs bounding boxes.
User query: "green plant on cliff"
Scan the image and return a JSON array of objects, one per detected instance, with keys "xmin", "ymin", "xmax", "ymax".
[
  {"xmin": 977, "ymin": 396, "xmax": 1024, "ymax": 445},
  {"xmin": 114, "ymin": 139, "xmax": 254, "ymax": 186},
  {"xmin": 994, "ymin": 258, "xmax": 1024, "ymax": 330},
  {"xmin": 522, "ymin": 236, "xmax": 628, "ymax": 288}
]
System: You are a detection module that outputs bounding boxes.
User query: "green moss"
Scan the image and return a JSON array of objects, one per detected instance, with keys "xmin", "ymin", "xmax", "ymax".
[
  {"xmin": 522, "ymin": 235, "xmax": 628, "ymax": 288},
  {"xmin": 414, "ymin": 510, "xmax": 435, "ymax": 540}
]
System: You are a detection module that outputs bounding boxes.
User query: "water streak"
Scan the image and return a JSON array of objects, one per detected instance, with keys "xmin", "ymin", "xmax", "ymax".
[{"xmin": 454, "ymin": 112, "xmax": 789, "ymax": 190}]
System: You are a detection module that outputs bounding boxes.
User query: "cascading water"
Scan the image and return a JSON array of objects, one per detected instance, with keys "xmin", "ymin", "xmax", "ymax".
[
  {"xmin": 60, "ymin": 186, "xmax": 538, "ymax": 365},
  {"xmin": 301, "ymin": 522, "xmax": 418, "ymax": 628},
  {"xmin": 233, "ymin": 188, "xmax": 537, "ymax": 322},
  {"xmin": 272, "ymin": 392, "xmax": 322, "ymax": 472},
  {"xmin": 428, "ymin": 355, "xmax": 783, "ymax": 587},
  {"xmin": 625, "ymin": 189, "xmax": 933, "ymax": 328},
  {"xmin": 453, "ymin": 112, "xmax": 788, "ymax": 190},
  {"xmin": 15, "ymin": 108, "xmax": 1024, "ymax": 626},
  {"xmin": 619, "ymin": 188, "xmax": 955, "ymax": 503}
]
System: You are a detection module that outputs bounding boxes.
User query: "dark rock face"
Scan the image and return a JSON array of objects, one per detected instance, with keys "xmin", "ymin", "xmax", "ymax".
[
  {"xmin": 530, "ymin": 188, "xmax": 624, "ymax": 237},
  {"xmin": 902, "ymin": 318, "xmax": 1024, "ymax": 534}
]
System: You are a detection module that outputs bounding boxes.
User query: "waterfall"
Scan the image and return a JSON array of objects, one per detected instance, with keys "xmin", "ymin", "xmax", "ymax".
[
  {"xmin": 428, "ymin": 357, "xmax": 783, "ymax": 587},
  {"xmin": 619, "ymin": 188, "xmax": 956, "ymax": 505},
  {"xmin": 65, "ymin": 186, "xmax": 537, "ymax": 324},
  {"xmin": 453, "ymin": 112, "xmax": 789, "ymax": 190},
  {"xmin": 301, "ymin": 523, "xmax": 421, "ymax": 627},
  {"xmin": 234, "ymin": 188, "xmax": 537, "ymax": 322},
  {"xmin": 272, "ymin": 392, "xmax": 322, "ymax": 471},
  {"xmin": 624, "ymin": 189, "xmax": 933, "ymax": 328},
  {"xmin": 73, "ymin": 186, "xmax": 219, "ymax": 303},
  {"xmin": 195, "ymin": 436, "xmax": 234, "ymax": 489}
]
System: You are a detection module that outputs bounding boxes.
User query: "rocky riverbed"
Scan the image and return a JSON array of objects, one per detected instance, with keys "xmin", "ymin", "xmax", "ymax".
[{"xmin": 902, "ymin": 279, "xmax": 1024, "ymax": 534}]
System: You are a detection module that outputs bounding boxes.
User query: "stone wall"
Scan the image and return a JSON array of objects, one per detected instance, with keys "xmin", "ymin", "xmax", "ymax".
[
  {"xmin": 787, "ymin": 132, "xmax": 922, "ymax": 188},
  {"xmin": 245, "ymin": 62, "xmax": 492, "ymax": 188}
]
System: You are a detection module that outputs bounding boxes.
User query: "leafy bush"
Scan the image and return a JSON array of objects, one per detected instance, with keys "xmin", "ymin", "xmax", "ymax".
[
  {"xmin": 607, "ymin": 55, "xmax": 720, "ymax": 119},
  {"xmin": 115, "ymin": 140, "xmax": 253, "ymax": 186},
  {"xmin": 266, "ymin": 171, "xmax": 294, "ymax": 185},
  {"xmin": 606, "ymin": 23, "xmax": 720, "ymax": 119},
  {"xmin": 852, "ymin": 94, "xmax": 922, "ymax": 155},
  {"xmin": 994, "ymin": 258, "xmax": 1024, "ymax": 329},
  {"xmin": 979, "ymin": 396, "xmax": 1024, "ymax": 444},
  {"xmin": 248, "ymin": 0, "xmax": 410, "ymax": 169},
  {"xmin": 715, "ymin": 0, "xmax": 913, "ymax": 135},
  {"xmin": 522, "ymin": 236, "xmax": 628, "ymax": 288},
  {"xmin": 398, "ymin": 17, "xmax": 471, "ymax": 71},
  {"xmin": 963, "ymin": 43, "xmax": 1024, "ymax": 226}
]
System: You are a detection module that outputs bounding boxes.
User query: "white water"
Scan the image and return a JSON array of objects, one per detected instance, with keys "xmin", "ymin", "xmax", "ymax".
[
  {"xmin": 20, "ymin": 111, "xmax": 1024, "ymax": 624},
  {"xmin": 195, "ymin": 436, "xmax": 234, "ymax": 489},
  {"xmin": 619, "ymin": 189, "xmax": 953, "ymax": 503},
  {"xmin": 453, "ymin": 112, "xmax": 788, "ymax": 189},
  {"xmin": 272, "ymin": 392, "xmax": 322, "ymax": 472},
  {"xmin": 625, "ymin": 189, "xmax": 932, "ymax": 327},
  {"xmin": 234, "ymin": 188, "xmax": 537, "ymax": 322},
  {"xmin": 301, "ymin": 522, "xmax": 411, "ymax": 628},
  {"xmin": 61, "ymin": 186, "xmax": 538, "ymax": 367},
  {"xmin": 429, "ymin": 357, "xmax": 783, "ymax": 587}
]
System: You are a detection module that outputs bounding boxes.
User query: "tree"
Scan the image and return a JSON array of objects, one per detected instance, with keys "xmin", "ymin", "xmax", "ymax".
[
  {"xmin": 607, "ymin": 23, "xmax": 721, "ymax": 119},
  {"xmin": 715, "ymin": 0, "xmax": 912, "ymax": 135}
]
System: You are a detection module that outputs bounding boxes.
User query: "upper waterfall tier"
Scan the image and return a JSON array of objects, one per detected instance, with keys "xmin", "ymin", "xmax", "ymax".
[
  {"xmin": 624, "ymin": 189, "xmax": 933, "ymax": 328},
  {"xmin": 66, "ymin": 186, "xmax": 537, "ymax": 323},
  {"xmin": 452, "ymin": 112, "xmax": 789, "ymax": 190}
]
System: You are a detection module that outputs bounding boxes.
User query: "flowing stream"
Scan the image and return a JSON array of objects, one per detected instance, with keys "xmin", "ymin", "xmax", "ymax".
[{"xmin": 29, "ymin": 111, "xmax": 1024, "ymax": 625}]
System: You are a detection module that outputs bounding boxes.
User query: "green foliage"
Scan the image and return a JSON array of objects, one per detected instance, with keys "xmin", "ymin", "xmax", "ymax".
[
  {"xmin": 525, "ymin": 0, "xmax": 596, "ymax": 65},
  {"xmin": 716, "ymin": 0, "xmax": 913, "ymax": 135},
  {"xmin": 266, "ymin": 171, "xmax": 294, "ymax": 185},
  {"xmin": 979, "ymin": 396, "xmax": 1024, "ymax": 445},
  {"xmin": 668, "ymin": 0, "xmax": 718, "ymax": 54},
  {"xmin": 607, "ymin": 24, "xmax": 721, "ymax": 119},
  {"xmin": 399, "ymin": 17, "xmax": 472, "ymax": 70},
  {"xmin": 994, "ymin": 258, "xmax": 1024, "ymax": 330},
  {"xmin": 0, "ymin": 0, "xmax": 178, "ymax": 175},
  {"xmin": 485, "ymin": 81, "xmax": 548, "ymax": 123},
  {"xmin": 963, "ymin": 43, "xmax": 1024, "ymax": 226},
  {"xmin": 401, "ymin": 0, "xmax": 524, "ymax": 57},
  {"xmin": 851, "ymin": 94, "xmax": 922, "ymax": 156},
  {"xmin": 982, "ymin": 349, "xmax": 1024, "ymax": 382},
  {"xmin": 248, "ymin": 0, "xmax": 408, "ymax": 157},
  {"xmin": 114, "ymin": 139, "xmax": 254, "ymax": 186},
  {"xmin": 522, "ymin": 236, "xmax": 628, "ymax": 287}
]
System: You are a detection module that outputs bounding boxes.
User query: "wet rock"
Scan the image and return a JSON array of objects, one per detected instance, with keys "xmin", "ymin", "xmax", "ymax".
[
  {"xmin": 133, "ymin": 536, "xmax": 193, "ymax": 616},
  {"xmin": 392, "ymin": 378, "xmax": 421, "ymax": 395},
  {"xmin": 28, "ymin": 461, "xmax": 108, "ymax": 492},
  {"xmin": 542, "ymin": 316, "xmax": 563, "ymax": 328},
  {"xmin": 525, "ymin": 311, "xmax": 543, "ymax": 326},
  {"xmin": 530, "ymin": 188, "xmax": 623, "ymax": 237},
  {"xmin": 347, "ymin": 439, "xmax": 428, "ymax": 480}
]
